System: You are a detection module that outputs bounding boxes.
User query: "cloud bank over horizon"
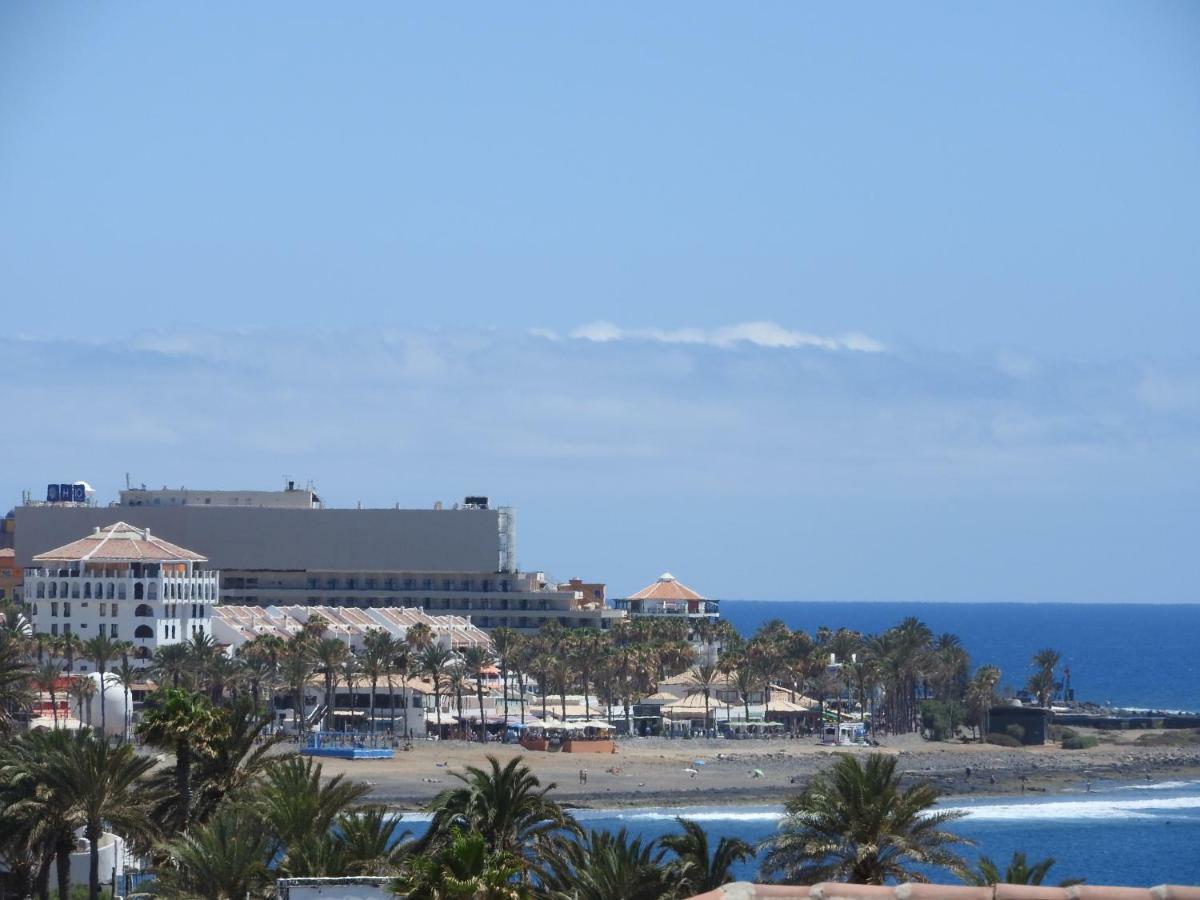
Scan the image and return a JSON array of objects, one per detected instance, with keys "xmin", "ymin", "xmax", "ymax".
[{"xmin": 3, "ymin": 324, "xmax": 1196, "ymax": 602}]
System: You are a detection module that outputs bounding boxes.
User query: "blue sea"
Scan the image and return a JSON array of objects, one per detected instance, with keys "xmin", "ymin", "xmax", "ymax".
[
  {"xmin": 718, "ymin": 601, "xmax": 1200, "ymax": 712},
  {"xmin": 574, "ymin": 778, "xmax": 1200, "ymax": 887}
]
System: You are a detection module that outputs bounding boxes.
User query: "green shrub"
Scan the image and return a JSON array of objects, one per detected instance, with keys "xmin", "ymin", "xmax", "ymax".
[
  {"xmin": 920, "ymin": 699, "xmax": 965, "ymax": 741},
  {"xmin": 985, "ymin": 732, "xmax": 1022, "ymax": 748},
  {"xmin": 1062, "ymin": 735, "xmax": 1098, "ymax": 750},
  {"xmin": 1048, "ymin": 724, "xmax": 1078, "ymax": 742},
  {"xmin": 1005, "ymin": 723, "xmax": 1026, "ymax": 743}
]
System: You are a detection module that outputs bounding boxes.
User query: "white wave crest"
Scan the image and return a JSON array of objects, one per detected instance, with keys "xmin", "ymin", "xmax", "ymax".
[
  {"xmin": 1115, "ymin": 780, "xmax": 1200, "ymax": 792},
  {"xmin": 945, "ymin": 795, "xmax": 1200, "ymax": 822}
]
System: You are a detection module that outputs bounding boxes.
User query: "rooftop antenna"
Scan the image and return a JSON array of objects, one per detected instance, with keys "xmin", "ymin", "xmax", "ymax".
[{"xmin": 125, "ymin": 473, "xmax": 131, "ymax": 490}]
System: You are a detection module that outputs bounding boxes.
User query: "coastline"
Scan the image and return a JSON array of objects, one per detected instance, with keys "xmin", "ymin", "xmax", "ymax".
[{"xmin": 309, "ymin": 729, "xmax": 1200, "ymax": 813}]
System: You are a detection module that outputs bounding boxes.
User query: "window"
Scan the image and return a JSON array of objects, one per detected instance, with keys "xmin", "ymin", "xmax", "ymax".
[
  {"xmin": 51, "ymin": 624, "xmax": 58, "ymax": 636},
  {"xmin": 110, "ymin": 624, "xmax": 118, "ymax": 638},
  {"xmin": 135, "ymin": 604, "xmax": 153, "ymax": 617},
  {"xmin": 100, "ymin": 602, "xmax": 107, "ymax": 617},
  {"xmin": 63, "ymin": 602, "xmax": 71, "ymax": 617},
  {"xmin": 106, "ymin": 582, "xmax": 115, "ymax": 599},
  {"xmin": 135, "ymin": 624, "xmax": 153, "ymax": 639},
  {"xmin": 51, "ymin": 601, "xmax": 59, "ymax": 617},
  {"xmin": 36, "ymin": 582, "xmax": 45, "ymax": 599}
]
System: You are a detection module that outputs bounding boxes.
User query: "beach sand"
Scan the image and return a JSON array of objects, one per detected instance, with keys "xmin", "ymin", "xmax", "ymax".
[{"xmin": 306, "ymin": 728, "xmax": 1200, "ymax": 811}]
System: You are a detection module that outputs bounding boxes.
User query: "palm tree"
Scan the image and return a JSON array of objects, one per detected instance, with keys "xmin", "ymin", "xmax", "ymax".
[
  {"xmin": 362, "ymin": 629, "xmax": 390, "ymax": 735},
  {"xmin": 391, "ymin": 641, "xmax": 413, "ymax": 739},
  {"xmin": 686, "ymin": 664, "xmax": 719, "ymax": 735},
  {"xmin": 68, "ymin": 676, "xmax": 96, "ymax": 726},
  {"xmin": 280, "ymin": 639, "xmax": 317, "ymax": 734},
  {"xmin": 56, "ymin": 631, "xmax": 83, "ymax": 677},
  {"xmin": 0, "ymin": 728, "xmax": 81, "ymax": 900},
  {"xmin": 1029, "ymin": 647, "xmax": 1061, "ymax": 707},
  {"xmin": 490, "ymin": 626, "xmax": 519, "ymax": 723},
  {"xmin": 82, "ymin": 634, "xmax": 121, "ymax": 736},
  {"xmin": 186, "ymin": 697, "xmax": 293, "ymax": 826},
  {"xmin": 382, "ymin": 635, "xmax": 405, "ymax": 736},
  {"xmin": 731, "ymin": 663, "xmax": 759, "ymax": 724},
  {"xmin": 662, "ymin": 816, "xmax": 753, "ymax": 895},
  {"xmin": 969, "ymin": 665, "xmax": 1002, "ymax": 740},
  {"xmin": 151, "ymin": 805, "xmax": 274, "ymax": 900},
  {"xmin": 152, "ymin": 642, "xmax": 191, "ymax": 690},
  {"xmin": 34, "ymin": 658, "xmax": 63, "ymax": 728},
  {"xmin": 394, "ymin": 827, "xmax": 524, "ymax": 900},
  {"xmin": 540, "ymin": 828, "xmax": 672, "ymax": 900},
  {"xmin": 962, "ymin": 850, "xmax": 1084, "ymax": 887},
  {"xmin": 341, "ymin": 654, "xmax": 361, "ymax": 728},
  {"xmin": 419, "ymin": 644, "xmax": 453, "ymax": 736},
  {"xmin": 315, "ymin": 637, "xmax": 349, "ymax": 731},
  {"xmin": 0, "ymin": 629, "xmax": 33, "ymax": 734},
  {"xmin": 37, "ymin": 729, "xmax": 156, "ymax": 900},
  {"xmin": 760, "ymin": 752, "xmax": 972, "ymax": 884},
  {"xmin": 424, "ymin": 755, "xmax": 577, "ymax": 873},
  {"xmin": 114, "ymin": 658, "xmax": 139, "ymax": 741},
  {"xmin": 257, "ymin": 756, "xmax": 371, "ymax": 860},
  {"xmin": 461, "ymin": 645, "xmax": 491, "ymax": 743},
  {"xmin": 136, "ymin": 687, "xmax": 222, "ymax": 833}
]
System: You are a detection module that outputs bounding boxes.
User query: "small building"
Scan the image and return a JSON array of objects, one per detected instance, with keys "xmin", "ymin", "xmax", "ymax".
[
  {"xmin": 0, "ymin": 548, "xmax": 20, "ymax": 605},
  {"xmin": 25, "ymin": 522, "xmax": 219, "ymax": 667},
  {"xmin": 989, "ymin": 704, "xmax": 1051, "ymax": 745}
]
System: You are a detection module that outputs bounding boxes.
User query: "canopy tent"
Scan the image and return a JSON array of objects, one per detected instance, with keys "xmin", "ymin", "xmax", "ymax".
[{"xmin": 662, "ymin": 694, "xmax": 733, "ymax": 718}]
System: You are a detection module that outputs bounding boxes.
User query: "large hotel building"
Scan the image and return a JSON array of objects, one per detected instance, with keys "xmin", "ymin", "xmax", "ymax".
[{"xmin": 15, "ymin": 486, "xmax": 624, "ymax": 634}]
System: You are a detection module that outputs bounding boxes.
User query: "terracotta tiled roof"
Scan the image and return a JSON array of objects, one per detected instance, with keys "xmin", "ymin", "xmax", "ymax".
[
  {"xmin": 32, "ymin": 522, "xmax": 207, "ymax": 563},
  {"xmin": 686, "ymin": 884, "xmax": 1200, "ymax": 900},
  {"xmin": 628, "ymin": 572, "xmax": 706, "ymax": 602}
]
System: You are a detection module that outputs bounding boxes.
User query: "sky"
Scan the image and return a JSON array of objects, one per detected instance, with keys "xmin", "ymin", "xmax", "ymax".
[{"xmin": 1, "ymin": 4, "xmax": 1198, "ymax": 601}]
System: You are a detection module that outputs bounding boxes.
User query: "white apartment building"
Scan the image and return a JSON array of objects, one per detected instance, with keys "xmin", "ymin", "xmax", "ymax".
[{"xmin": 25, "ymin": 522, "xmax": 219, "ymax": 668}]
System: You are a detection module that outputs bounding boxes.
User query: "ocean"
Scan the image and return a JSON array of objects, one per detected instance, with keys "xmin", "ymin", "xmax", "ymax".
[
  {"xmin": 573, "ymin": 778, "xmax": 1200, "ymax": 887},
  {"xmin": 718, "ymin": 601, "xmax": 1200, "ymax": 712}
]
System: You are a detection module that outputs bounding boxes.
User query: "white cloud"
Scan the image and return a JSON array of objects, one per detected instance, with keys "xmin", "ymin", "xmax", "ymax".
[{"xmin": 559, "ymin": 320, "xmax": 885, "ymax": 352}]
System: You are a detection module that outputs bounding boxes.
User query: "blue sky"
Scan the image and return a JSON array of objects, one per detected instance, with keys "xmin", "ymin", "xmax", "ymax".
[{"xmin": 1, "ymin": 4, "xmax": 1197, "ymax": 601}]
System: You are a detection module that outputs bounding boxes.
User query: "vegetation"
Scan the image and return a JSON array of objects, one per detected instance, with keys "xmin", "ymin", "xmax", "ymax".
[
  {"xmin": 1061, "ymin": 735, "xmax": 1098, "ymax": 750},
  {"xmin": 962, "ymin": 851, "xmax": 1083, "ymax": 887},
  {"xmin": 984, "ymin": 732, "xmax": 1023, "ymax": 748},
  {"xmin": 759, "ymin": 753, "xmax": 972, "ymax": 884},
  {"xmin": 0, "ymin": 598, "xmax": 1103, "ymax": 897}
]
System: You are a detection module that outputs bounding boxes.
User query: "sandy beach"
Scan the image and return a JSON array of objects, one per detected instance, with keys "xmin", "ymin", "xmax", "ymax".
[{"xmin": 309, "ymin": 728, "xmax": 1200, "ymax": 811}]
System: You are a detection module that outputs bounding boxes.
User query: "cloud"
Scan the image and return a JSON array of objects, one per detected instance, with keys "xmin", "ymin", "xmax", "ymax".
[{"xmin": 558, "ymin": 320, "xmax": 886, "ymax": 352}]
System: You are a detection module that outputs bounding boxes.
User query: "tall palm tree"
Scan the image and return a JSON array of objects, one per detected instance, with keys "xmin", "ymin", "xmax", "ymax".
[
  {"xmin": 136, "ymin": 687, "xmax": 222, "ymax": 833},
  {"xmin": 760, "ymin": 752, "xmax": 972, "ymax": 884},
  {"xmin": 662, "ymin": 816, "xmax": 754, "ymax": 896},
  {"xmin": 315, "ymin": 637, "xmax": 349, "ymax": 731},
  {"xmin": 341, "ymin": 654, "xmax": 361, "ymax": 728},
  {"xmin": 424, "ymin": 755, "xmax": 577, "ymax": 876},
  {"xmin": 68, "ymin": 676, "xmax": 96, "ymax": 726},
  {"xmin": 38, "ymin": 730, "xmax": 156, "ymax": 900},
  {"xmin": 361, "ymin": 629, "xmax": 390, "ymax": 735},
  {"xmin": 969, "ymin": 665, "xmax": 1002, "ymax": 740},
  {"xmin": 391, "ymin": 640, "xmax": 413, "ymax": 740},
  {"xmin": 461, "ymin": 645, "xmax": 491, "ymax": 742},
  {"xmin": 186, "ymin": 697, "xmax": 293, "ymax": 826},
  {"xmin": 82, "ymin": 634, "xmax": 121, "ymax": 735},
  {"xmin": 0, "ymin": 727, "xmax": 82, "ymax": 900},
  {"xmin": 490, "ymin": 626, "xmax": 519, "ymax": 723},
  {"xmin": 280, "ymin": 639, "xmax": 317, "ymax": 733},
  {"xmin": 1030, "ymin": 648, "xmax": 1061, "ymax": 707},
  {"xmin": 686, "ymin": 663, "xmax": 719, "ymax": 734},
  {"xmin": 34, "ymin": 658, "xmax": 63, "ymax": 728},
  {"xmin": 152, "ymin": 642, "xmax": 191, "ymax": 690},
  {"xmin": 114, "ymin": 658, "xmax": 139, "ymax": 741},
  {"xmin": 419, "ymin": 644, "xmax": 453, "ymax": 736},
  {"xmin": 55, "ymin": 631, "xmax": 83, "ymax": 677}
]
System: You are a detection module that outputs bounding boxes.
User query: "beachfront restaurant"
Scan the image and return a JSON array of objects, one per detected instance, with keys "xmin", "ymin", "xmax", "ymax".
[{"xmin": 513, "ymin": 718, "xmax": 616, "ymax": 753}]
